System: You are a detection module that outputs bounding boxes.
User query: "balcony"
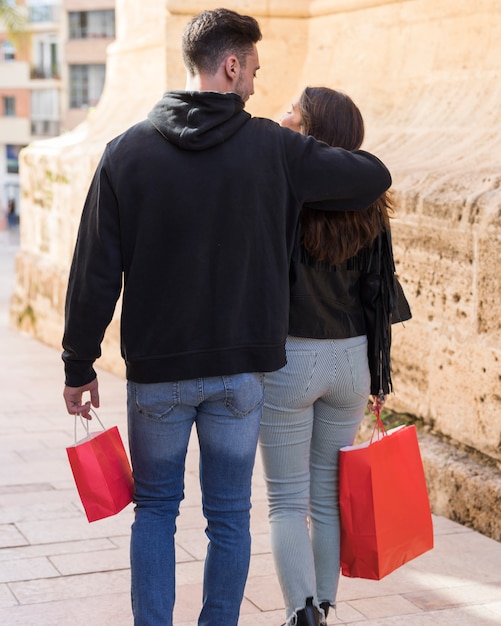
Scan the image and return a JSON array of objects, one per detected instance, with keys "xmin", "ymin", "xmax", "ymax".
[
  {"xmin": 0, "ymin": 117, "xmax": 31, "ymax": 145},
  {"xmin": 31, "ymin": 119, "xmax": 61, "ymax": 137},
  {"xmin": 28, "ymin": 5, "xmax": 60, "ymax": 25},
  {"xmin": 0, "ymin": 61, "xmax": 30, "ymax": 88},
  {"xmin": 30, "ymin": 66, "xmax": 61, "ymax": 80}
]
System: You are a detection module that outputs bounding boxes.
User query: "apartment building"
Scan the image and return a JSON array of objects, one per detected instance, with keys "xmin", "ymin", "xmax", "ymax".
[
  {"xmin": 0, "ymin": 0, "xmax": 115, "ymax": 219},
  {"xmin": 62, "ymin": 0, "xmax": 115, "ymax": 130}
]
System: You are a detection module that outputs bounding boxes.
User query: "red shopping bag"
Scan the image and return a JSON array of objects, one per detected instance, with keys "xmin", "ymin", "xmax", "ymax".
[
  {"xmin": 66, "ymin": 413, "xmax": 134, "ymax": 522},
  {"xmin": 339, "ymin": 414, "xmax": 433, "ymax": 580}
]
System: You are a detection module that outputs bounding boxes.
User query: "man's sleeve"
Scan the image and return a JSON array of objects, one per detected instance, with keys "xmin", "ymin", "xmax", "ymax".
[
  {"xmin": 62, "ymin": 152, "xmax": 123, "ymax": 387},
  {"xmin": 285, "ymin": 130, "xmax": 392, "ymax": 212}
]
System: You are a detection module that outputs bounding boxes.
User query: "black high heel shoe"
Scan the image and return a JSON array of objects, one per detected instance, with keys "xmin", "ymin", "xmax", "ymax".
[
  {"xmin": 281, "ymin": 597, "xmax": 323, "ymax": 626},
  {"xmin": 319, "ymin": 601, "xmax": 331, "ymax": 624}
]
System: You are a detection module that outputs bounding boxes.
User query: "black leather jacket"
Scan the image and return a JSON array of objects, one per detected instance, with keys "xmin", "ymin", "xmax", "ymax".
[{"xmin": 288, "ymin": 228, "xmax": 411, "ymax": 395}]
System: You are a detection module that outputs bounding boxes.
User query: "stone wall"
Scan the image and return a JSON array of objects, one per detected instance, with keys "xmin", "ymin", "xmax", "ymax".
[{"xmin": 10, "ymin": 1, "xmax": 501, "ymax": 536}]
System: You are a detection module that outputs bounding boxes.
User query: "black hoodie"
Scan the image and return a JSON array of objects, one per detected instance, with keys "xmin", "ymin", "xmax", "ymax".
[{"xmin": 62, "ymin": 91, "xmax": 391, "ymax": 387}]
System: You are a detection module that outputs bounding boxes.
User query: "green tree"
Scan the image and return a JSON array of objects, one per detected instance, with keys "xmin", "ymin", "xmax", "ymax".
[{"xmin": 0, "ymin": 1, "xmax": 26, "ymax": 35}]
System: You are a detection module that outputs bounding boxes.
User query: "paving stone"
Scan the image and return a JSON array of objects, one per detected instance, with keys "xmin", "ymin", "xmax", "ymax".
[
  {"xmin": 0, "ymin": 538, "xmax": 116, "ymax": 561},
  {"xmin": 0, "ymin": 460, "xmax": 70, "ymax": 485},
  {"xmin": 243, "ymin": 574, "xmax": 283, "ymax": 612},
  {"xmin": 349, "ymin": 593, "xmax": 424, "ymax": 618},
  {"xmin": 177, "ymin": 502, "xmax": 205, "ymax": 530},
  {"xmin": 247, "ymin": 552, "xmax": 278, "ymax": 578},
  {"xmin": 250, "ymin": 530, "xmax": 272, "ymax": 556},
  {"xmin": 0, "ymin": 593, "xmax": 132, "ymax": 625},
  {"xmin": 8, "ymin": 570, "xmax": 130, "ymax": 605},
  {"xmin": 0, "ymin": 451, "xmax": 22, "ymax": 464},
  {"xmin": 175, "ymin": 527, "xmax": 209, "ymax": 561},
  {"xmin": 175, "ymin": 543, "xmax": 198, "ymax": 564},
  {"xmin": 409, "ymin": 530, "xmax": 501, "ymax": 583},
  {"xmin": 0, "ymin": 501, "xmax": 79, "ymax": 524},
  {"xmin": 405, "ymin": 581, "xmax": 501, "ymax": 610},
  {"xmin": 0, "ymin": 524, "xmax": 28, "ymax": 549},
  {"xmin": 175, "ymin": 560, "xmax": 205, "ymax": 585},
  {"xmin": 14, "ymin": 509, "xmax": 134, "ymax": 544},
  {"xmin": 238, "ymin": 611, "xmax": 287, "ymax": 626},
  {"xmin": 0, "ymin": 584, "xmax": 17, "ymax": 608},
  {"xmin": 337, "ymin": 605, "xmax": 501, "ymax": 625},
  {"xmin": 172, "ymin": 581, "xmax": 203, "ymax": 624},
  {"xmin": 328, "ymin": 602, "xmax": 367, "ymax": 624},
  {"xmin": 50, "ymin": 544, "xmax": 130, "ymax": 576},
  {"xmin": 484, "ymin": 601, "xmax": 501, "ymax": 618},
  {"xmin": 0, "ymin": 556, "xmax": 59, "ymax": 583},
  {"xmin": 0, "ymin": 486, "xmax": 76, "ymax": 509}
]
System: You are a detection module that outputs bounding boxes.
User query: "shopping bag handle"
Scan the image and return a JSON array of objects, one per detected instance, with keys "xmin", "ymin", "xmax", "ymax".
[
  {"xmin": 73, "ymin": 408, "xmax": 105, "ymax": 444},
  {"xmin": 370, "ymin": 406, "xmax": 388, "ymax": 444}
]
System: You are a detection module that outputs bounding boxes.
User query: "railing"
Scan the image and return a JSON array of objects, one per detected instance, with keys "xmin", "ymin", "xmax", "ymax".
[
  {"xmin": 30, "ymin": 66, "xmax": 60, "ymax": 80},
  {"xmin": 31, "ymin": 119, "xmax": 61, "ymax": 137}
]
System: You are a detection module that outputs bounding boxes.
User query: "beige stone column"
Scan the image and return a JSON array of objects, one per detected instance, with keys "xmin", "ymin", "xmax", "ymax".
[{"xmin": 11, "ymin": 0, "xmax": 170, "ymax": 376}]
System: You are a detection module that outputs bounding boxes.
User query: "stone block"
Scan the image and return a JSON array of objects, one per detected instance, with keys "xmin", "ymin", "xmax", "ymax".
[
  {"xmin": 393, "ymin": 223, "xmax": 475, "ymax": 331},
  {"xmin": 426, "ymin": 336, "xmax": 501, "ymax": 460},
  {"xmin": 478, "ymin": 231, "xmax": 501, "ymax": 342},
  {"xmin": 420, "ymin": 431, "xmax": 501, "ymax": 542}
]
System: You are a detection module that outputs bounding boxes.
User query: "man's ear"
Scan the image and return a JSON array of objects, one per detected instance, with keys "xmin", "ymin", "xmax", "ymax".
[{"xmin": 224, "ymin": 55, "xmax": 239, "ymax": 82}]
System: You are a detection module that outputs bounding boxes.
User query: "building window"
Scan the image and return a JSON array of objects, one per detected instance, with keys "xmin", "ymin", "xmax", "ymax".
[
  {"xmin": 3, "ymin": 96, "xmax": 15, "ymax": 116},
  {"xmin": 28, "ymin": 4, "xmax": 58, "ymax": 23},
  {"xmin": 69, "ymin": 64, "xmax": 106, "ymax": 109},
  {"xmin": 1, "ymin": 40, "xmax": 16, "ymax": 62},
  {"xmin": 31, "ymin": 89, "xmax": 60, "ymax": 136},
  {"xmin": 31, "ymin": 39, "xmax": 59, "ymax": 79},
  {"xmin": 6, "ymin": 145, "xmax": 23, "ymax": 174},
  {"xmin": 4, "ymin": 183, "xmax": 20, "ymax": 221},
  {"xmin": 69, "ymin": 10, "xmax": 115, "ymax": 39},
  {"xmin": 31, "ymin": 119, "xmax": 60, "ymax": 136}
]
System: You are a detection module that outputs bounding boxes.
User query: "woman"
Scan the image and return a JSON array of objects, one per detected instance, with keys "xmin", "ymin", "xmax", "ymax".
[{"xmin": 259, "ymin": 87, "xmax": 410, "ymax": 626}]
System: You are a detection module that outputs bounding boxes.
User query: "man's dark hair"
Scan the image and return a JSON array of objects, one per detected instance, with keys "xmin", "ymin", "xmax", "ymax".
[{"xmin": 182, "ymin": 8, "xmax": 262, "ymax": 76}]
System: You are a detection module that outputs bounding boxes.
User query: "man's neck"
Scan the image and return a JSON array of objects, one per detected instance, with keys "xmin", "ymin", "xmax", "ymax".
[{"xmin": 185, "ymin": 70, "xmax": 234, "ymax": 94}]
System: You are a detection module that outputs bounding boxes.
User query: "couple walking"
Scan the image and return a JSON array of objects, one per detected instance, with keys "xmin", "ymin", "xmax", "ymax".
[{"xmin": 62, "ymin": 8, "xmax": 408, "ymax": 626}]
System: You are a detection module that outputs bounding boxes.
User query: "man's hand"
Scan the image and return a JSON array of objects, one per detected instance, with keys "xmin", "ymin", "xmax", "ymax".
[{"xmin": 63, "ymin": 378, "xmax": 100, "ymax": 419}]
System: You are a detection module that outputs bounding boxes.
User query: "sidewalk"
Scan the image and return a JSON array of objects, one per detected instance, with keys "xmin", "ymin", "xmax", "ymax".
[{"xmin": 0, "ymin": 235, "xmax": 500, "ymax": 625}]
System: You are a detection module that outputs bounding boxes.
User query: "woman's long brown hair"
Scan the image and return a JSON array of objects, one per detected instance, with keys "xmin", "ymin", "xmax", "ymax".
[{"xmin": 298, "ymin": 87, "xmax": 392, "ymax": 265}]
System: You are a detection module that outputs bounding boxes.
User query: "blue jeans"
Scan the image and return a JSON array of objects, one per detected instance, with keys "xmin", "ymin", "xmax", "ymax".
[
  {"xmin": 259, "ymin": 336, "xmax": 369, "ymax": 622},
  {"xmin": 127, "ymin": 373, "xmax": 264, "ymax": 626}
]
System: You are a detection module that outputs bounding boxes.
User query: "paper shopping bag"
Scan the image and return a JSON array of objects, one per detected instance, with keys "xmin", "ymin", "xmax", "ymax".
[
  {"xmin": 339, "ymin": 420, "xmax": 433, "ymax": 580},
  {"xmin": 66, "ymin": 414, "xmax": 134, "ymax": 522}
]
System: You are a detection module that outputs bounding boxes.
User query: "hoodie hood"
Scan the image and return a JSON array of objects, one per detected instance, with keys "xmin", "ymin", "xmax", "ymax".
[{"xmin": 147, "ymin": 90, "xmax": 251, "ymax": 151}]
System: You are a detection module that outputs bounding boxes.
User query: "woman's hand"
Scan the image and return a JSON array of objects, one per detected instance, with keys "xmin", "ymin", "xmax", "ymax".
[{"xmin": 368, "ymin": 392, "xmax": 386, "ymax": 415}]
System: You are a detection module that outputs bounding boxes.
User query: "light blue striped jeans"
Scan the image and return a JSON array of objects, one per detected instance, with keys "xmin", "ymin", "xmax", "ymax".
[{"xmin": 259, "ymin": 335, "xmax": 369, "ymax": 622}]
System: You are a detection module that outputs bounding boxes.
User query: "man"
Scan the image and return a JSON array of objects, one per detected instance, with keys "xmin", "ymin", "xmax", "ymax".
[{"xmin": 62, "ymin": 8, "xmax": 391, "ymax": 626}]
